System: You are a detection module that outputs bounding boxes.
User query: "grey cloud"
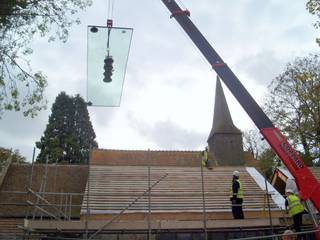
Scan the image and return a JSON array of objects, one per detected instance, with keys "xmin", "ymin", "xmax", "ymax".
[
  {"xmin": 126, "ymin": 111, "xmax": 206, "ymax": 150},
  {"xmin": 1, "ymin": 0, "xmax": 317, "ymax": 161},
  {"xmin": 234, "ymin": 51, "xmax": 286, "ymax": 86},
  {"xmin": 0, "ymin": 110, "xmax": 50, "ymax": 161},
  {"xmin": 89, "ymin": 107, "xmax": 118, "ymax": 130}
]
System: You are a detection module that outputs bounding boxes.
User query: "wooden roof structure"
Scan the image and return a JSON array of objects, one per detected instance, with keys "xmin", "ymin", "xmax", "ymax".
[
  {"xmin": 80, "ymin": 149, "xmax": 283, "ymax": 223},
  {"xmin": 0, "ymin": 151, "xmax": 287, "ymax": 238},
  {"xmin": 0, "ymin": 164, "xmax": 88, "ymax": 218},
  {"xmin": 90, "ymin": 149, "xmax": 259, "ymax": 168}
]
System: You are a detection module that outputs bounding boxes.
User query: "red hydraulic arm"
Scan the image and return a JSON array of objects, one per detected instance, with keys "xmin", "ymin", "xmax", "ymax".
[{"xmin": 160, "ymin": 0, "xmax": 320, "ymax": 212}]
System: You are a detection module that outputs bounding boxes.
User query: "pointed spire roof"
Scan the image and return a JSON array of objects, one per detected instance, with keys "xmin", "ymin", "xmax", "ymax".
[{"xmin": 208, "ymin": 76, "xmax": 241, "ymax": 140}]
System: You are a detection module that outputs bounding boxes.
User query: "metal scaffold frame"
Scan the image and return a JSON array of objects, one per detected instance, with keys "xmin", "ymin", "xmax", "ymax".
[{"xmin": 0, "ymin": 150, "xmax": 318, "ymax": 240}]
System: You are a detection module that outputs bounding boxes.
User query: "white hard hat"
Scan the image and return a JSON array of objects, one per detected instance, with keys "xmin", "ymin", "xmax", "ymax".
[
  {"xmin": 286, "ymin": 189, "xmax": 294, "ymax": 194},
  {"xmin": 233, "ymin": 170, "xmax": 240, "ymax": 177},
  {"xmin": 283, "ymin": 230, "xmax": 295, "ymax": 236}
]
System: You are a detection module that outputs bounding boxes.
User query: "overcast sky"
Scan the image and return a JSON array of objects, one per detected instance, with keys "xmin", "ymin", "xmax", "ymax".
[{"xmin": 0, "ymin": 0, "xmax": 319, "ymax": 161}]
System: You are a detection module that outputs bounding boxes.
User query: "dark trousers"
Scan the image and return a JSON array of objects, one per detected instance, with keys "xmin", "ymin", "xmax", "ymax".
[
  {"xmin": 293, "ymin": 212, "xmax": 303, "ymax": 233},
  {"xmin": 231, "ymin": 198, "xmax": 244, "ymax": 219}
]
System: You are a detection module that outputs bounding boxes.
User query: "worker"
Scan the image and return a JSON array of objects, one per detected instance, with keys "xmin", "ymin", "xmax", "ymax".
[
  {"xmin": 282, "ymin": 229, "xmax": 297, "ymax": 240},
  {"xmin": 230, "ymin": 170, "xmax": 244, "ymax": 219},
  {"xmin": 286, "ymin": 178, "xmax": 298, "ymax": 195},
  {"xmin": 201, "ymin": 146, "xmax": 211, "ymax": 169},
  {"xmin": 285, "ymin": 189, "xmax": 305, "ymax": 238}
]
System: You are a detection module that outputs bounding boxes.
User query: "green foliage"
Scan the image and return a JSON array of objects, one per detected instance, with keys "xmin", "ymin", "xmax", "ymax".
[
  {"xmin": 0, "ymin": 0, "xmax": 92, "ymax": 118},
  {"xmin": 0, "ymin": 147, "xmax": 27, "ymax": 169},
  {"xmin": 306, "ymin": 0, "xmax": 320, "ymax": 46},
  {"xmin": 36, "ymin": 92, "xmax": 98, "ymax": 164},
  {"xmin": 258, "ymin": 148, "xmax": 279, "ymax": 180},
  {"xmin": 264, "ymin": 54, "xmax": 320, "ymax": 166}
]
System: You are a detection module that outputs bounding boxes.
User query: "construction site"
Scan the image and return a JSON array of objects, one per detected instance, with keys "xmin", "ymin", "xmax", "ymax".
[
  {"xmin": 0, "ymin": 75, "xmax": 319, "ymax": 240},
  {"xmin": 1, "ymin": 0, "xmax": 320, "ymax": 239}
]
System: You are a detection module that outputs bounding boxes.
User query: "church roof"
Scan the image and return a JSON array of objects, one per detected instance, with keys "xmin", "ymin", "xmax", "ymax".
[
  {"xmin": 79, "ymin": 149, "xmax": 284, "ymax": 221},
  {"xmin": 0, "ymin": 164, "xmax": 88, "ymax": 218},
  {"xmin": 81, "ymin": 164, "xmax": 282, "ymax": 218},
  {"xmin": 90, "ymin": 149, "xmax": 258, "ymax": 167},
  {"xmin": 0, "ymin": 151, "xmax": 284, "ymax": 233},
  {"xmin": 90, "ymin": 149, "xmax": 202, "ymax": 167}
]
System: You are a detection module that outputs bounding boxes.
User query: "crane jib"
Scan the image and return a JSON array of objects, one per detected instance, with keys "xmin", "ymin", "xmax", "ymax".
[
  {"xmin": 280, "ymin": 142, "xmax": 304, "ymax": 169},
  {"xmin": 161, "ymin": 0, "xmax": 274, "ymax": 130},
  {"xmin": 161, "ymin": 0, "xmax": 320, "ymax": 214}
]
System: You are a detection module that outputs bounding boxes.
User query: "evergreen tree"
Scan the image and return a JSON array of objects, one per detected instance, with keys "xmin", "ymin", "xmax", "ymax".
[{"xmin": 36, "ymin": 92, "xmax": 97, "ymax": 164}]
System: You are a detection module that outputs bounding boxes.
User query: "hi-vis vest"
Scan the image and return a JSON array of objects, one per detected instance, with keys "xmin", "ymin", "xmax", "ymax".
[
  {"xmin": 204, "ymin": 150, "xmax": 208, "ymax": 160},
  {"xmin": 201, "ymin": 150, "xmax": 208, "ymax": 166},
  {"xmin": 287, "ymin": 194, "xmax": 304, "ymax": 217},
  {"xmin": 230, "ymin": 179, "xmax": 244, "ymax": 199}
]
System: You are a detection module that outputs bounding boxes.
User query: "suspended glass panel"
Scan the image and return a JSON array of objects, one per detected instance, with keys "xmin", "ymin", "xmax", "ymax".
[{"xmin": 87, "ymin": 26, "xmax": 133, "ymax": 106}]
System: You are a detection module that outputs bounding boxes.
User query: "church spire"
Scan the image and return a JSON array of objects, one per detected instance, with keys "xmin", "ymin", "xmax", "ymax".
[
  {"xmin": 207, "ymin": 76, "xmax": 244, "ymax": 166},
  {"xmin": 208, "ymin": 76, "xmax": 240, "ymax": 140}
]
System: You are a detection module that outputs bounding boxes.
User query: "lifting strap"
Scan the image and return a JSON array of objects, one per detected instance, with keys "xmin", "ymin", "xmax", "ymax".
[
  {"xmin": 170, "ymin": 9, "xmax": 190, "ymax": 18},
  {"xmin": 107, "ymin": 0, "xmax": 115, "ymax": 27},
  {"xmin": 107, "ymin": 19, "xmax": 113, "ymax": 28},
  {"xmin": 212, "ymin": 62, "xmax": 226, "ymax": 68}
]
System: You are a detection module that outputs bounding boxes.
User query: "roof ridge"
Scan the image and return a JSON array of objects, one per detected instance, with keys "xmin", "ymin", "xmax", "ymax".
[{"xmin": 94, "ymin": 148, "xmax": 202, "ymax": 153}]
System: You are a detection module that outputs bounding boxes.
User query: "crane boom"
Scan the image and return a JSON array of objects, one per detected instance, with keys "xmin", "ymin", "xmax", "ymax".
[{"xmin": 160, "ymin": 0, "xmax": 320, "ymax": 211}]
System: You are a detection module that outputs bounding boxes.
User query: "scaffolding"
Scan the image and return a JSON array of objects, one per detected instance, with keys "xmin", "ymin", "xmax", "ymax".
[{"xmin": 0, "ymin": 157, "xmax": 319, "ymax": 240}]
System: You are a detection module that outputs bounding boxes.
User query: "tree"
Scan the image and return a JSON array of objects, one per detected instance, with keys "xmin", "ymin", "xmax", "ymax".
[
  {"xmin": 36, "ymin": 92, "xmax": 98, "ymax": 164},
  {"xmin": 242, "ymin": 130, "xmax": 280, "ymax": 179},
  {"xmin": 0, "ymin": 147, "xmax": 27, "ymax": 169},
  {"xmin": 242, "ymin": 129, "xmax": 268, "ymax": 160},
  {"xmin": 264, "ymin": 54, "xmax": 320, "ymax": 166},
  {"xmin": 307, "ymin": 0, "xmax": 320, "ymax": 46},
  {"xmin": 0, "ymin": 0, "xmax": 92, "ymax": 118},
  {"xmin": 258, "ymin": 148, "xmax": 279, "ymax": 180}
]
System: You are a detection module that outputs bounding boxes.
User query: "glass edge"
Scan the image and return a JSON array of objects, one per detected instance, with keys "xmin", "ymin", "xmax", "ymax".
[
  {"xmin": 87, "ymin": 25, "xmax": 133, "ymax": 31},
  {"xmin": 117, "ymin": 29, "xmax": 134, "ymax": 106}
]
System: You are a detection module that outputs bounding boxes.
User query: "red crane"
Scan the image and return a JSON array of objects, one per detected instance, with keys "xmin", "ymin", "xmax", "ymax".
[{"xmin": 160, "ymin": 0, "xmax": 320, "ymax": 236}]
